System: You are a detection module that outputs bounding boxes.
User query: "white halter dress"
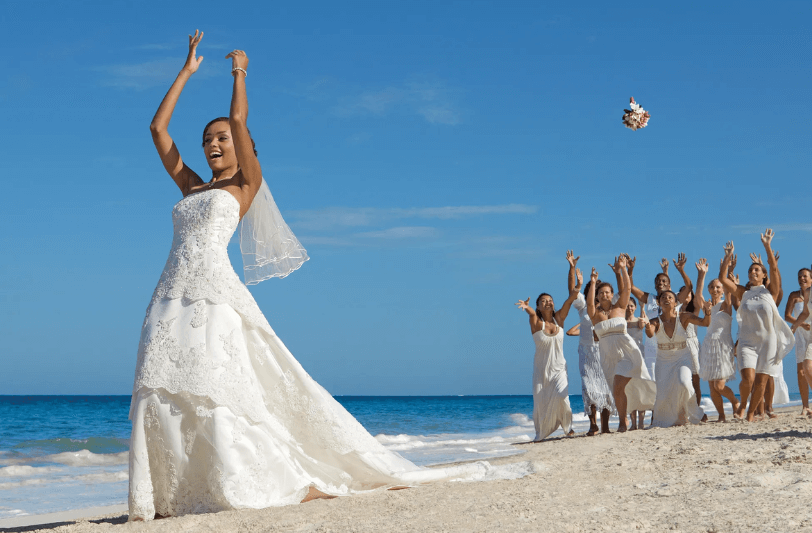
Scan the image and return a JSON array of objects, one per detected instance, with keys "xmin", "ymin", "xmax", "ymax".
[
  {"xmin": 698, "ymin": 302, "xmax": 735, "ymax": 381},
  {"xmin": 572, "ymin": 294, "xmax": 614, "ymax": 415},
  {"xmin": 530, "ymin": 319, "xmax": 573, "ymax": 441},
  {"xmin": 651, "ymin": 314, "xmax": 704, "ymax": 427},
  {"xmin": 128, "ymin": 189, "xmax": 507, "ymax": 520},
  {"xmin": 593, "ymin": 317, "xmax": 656, "ymax": 412}
]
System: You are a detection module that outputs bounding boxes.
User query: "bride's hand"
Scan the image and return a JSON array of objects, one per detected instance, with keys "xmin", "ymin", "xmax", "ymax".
[
  {"xmin": 183, "ymin": 30, "xmax": 204, "ymax": 74},
  {"xmin": 226, "ymin": 49, "xmax": 249, "ymax": 74}
]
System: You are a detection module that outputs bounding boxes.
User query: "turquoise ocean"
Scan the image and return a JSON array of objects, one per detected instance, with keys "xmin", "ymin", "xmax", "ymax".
[{"xmin": 0, "ymin": 393, "xmax": 801, "ymax": 520}]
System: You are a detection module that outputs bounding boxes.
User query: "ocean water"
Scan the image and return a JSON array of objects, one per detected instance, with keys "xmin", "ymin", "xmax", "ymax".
[{"xmin": 0, "ymin": 393, "xmax": 801, "ymax": 520}]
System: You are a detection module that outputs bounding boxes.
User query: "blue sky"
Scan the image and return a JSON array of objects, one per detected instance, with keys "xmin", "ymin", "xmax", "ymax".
[{"xmin": 1, "ymin": 1, "xmax": 810, "ymax": 395}]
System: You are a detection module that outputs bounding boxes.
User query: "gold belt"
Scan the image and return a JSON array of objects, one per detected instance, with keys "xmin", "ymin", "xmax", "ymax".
[{"xmin": 658, "ymin": 341, "xmax": 687, "ymax": 351}]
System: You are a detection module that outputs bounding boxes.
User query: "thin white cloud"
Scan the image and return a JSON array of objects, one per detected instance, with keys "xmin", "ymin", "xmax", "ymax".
[
  {"xmin": 289, "ymin": 204, "xmax": 538, "ymax": 230},
  {"xmin": 128, "ymin": 43, "xmax": 176, "ymax": 51},
  {"xmin": 731, "ymin": 224, "xmax": 812, "ymax": 234},
  {"xmin": 334, "ymin": 82, "xmax": 461, "ymax": 125},
  {"xmin": 98, "ymin": 58, "xmax": 216, "ymax": 90},
  {"xmin": 356, "ymin": 226, "xmax": 438, "ymax": 239}
]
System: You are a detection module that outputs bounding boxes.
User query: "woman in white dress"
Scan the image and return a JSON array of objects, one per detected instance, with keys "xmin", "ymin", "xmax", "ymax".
[
  {"xmin": 717, "ymin": 232, "xmax": 794, "ymax": 422},
  {"xmin": 645, "ymin": 291, "xmax": 707, "ymax": 427},
  {"xmin": 695, "ymin": 261, "xmax": 740, "ymax": 422},
  {"xmin": 130, "ymin": 31, "xmax": 497, "ymax": 521},
  {"xmin": 515, "ymin": 268, "xmax": 582, "ymax": 441},
  {"xmin": 628, "ymin": 254, "xmax": 694, "ymax": 381},
  {"xmin": 625, "ymin": 297, "xmax": 648, "ymax": 429},
  {"xmin": 784, "ymin": 268, "xmax": 812, "ymax": 416},
  {"xmin": 587, "ymin": 257, "xmax": 656, "ymax": 432},
  {"xmin": 564, "ymin": 251, "xmax": 614, "ymax": 436}
]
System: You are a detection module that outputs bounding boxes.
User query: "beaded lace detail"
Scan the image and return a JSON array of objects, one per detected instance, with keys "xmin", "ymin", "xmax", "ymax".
[{"xmin": 151, "ymin": 190, "xmax": 273, "ymax": 335}]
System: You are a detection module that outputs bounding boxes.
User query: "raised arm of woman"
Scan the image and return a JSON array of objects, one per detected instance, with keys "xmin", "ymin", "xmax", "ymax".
[
  {"xmin": 616, "ymin": 256, "xmax": 631, "ymax": 310},
  {"xmin": 150, "ymin": 30, "xmax": 205, "ymax": 195},
  {"xmin": 673, "ymin": 253, "xmax": 693, "ymax": 304},
  {"xmin": 587, "ymin": 268, "xmax": 599, "ymax": 320},
  {"xmin": 226, "ymin": 50, "xmax": 263, "ymax": 218},
  {"xmin": 760, "ymin": 228, "xmax": 782, "ymax": 302},
  {"xmin": 555, "ymin": 269, "xmax": 583, "ymax": 325},
  {"xmin": 515, "ymin": 298, "xmax": 541, "ymax": 333},
  {"xmin": 694, "ymin": 258, "xmax": 708, "ymax": 311},
  {"xmin": 718, "ymin": 241, "xmax": 744, "ymax": 299},
  {"xmin": 566, "ymin": 250, "xmax": 579, "ymax": 293}
]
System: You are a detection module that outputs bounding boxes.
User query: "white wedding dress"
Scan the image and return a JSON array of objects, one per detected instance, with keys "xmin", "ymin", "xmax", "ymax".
[{"xmin": 128, "ymin": 189, "xmax": 510, "ymax": 520}]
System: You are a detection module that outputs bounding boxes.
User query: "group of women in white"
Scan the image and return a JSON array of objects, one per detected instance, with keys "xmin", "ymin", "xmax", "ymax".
[{"xmin": 517, "ymin": 231, "xmax": 812, "ymax": 441}]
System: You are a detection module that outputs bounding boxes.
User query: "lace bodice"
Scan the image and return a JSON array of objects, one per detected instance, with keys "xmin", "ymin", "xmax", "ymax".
[{"xmin": 151, "ymin": 189, "xmax": 273, "ymax": 335}]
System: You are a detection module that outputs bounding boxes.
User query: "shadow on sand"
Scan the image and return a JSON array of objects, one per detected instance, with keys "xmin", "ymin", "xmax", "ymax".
[
  {"xmin": 3, "ymin": 514, "xmax": 128, "ymax": 532},
  {"xmin": 706, "ymin": 429, "xmax": 812, "ymax": 441}
]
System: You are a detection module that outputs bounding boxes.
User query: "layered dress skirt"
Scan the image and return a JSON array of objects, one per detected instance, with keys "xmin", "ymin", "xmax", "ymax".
[
  {"xmin": 129, "ymin": 189, "xmax": 506, "ymax": 520},
  {"xmin": 698, "ymin": 302, "xmax": 735, "ymax": 382}
]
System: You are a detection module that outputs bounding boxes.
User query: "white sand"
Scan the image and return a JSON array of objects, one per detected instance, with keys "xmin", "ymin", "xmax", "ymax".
[{"xmin": 5, "ymin": 406, "xmax": 812, "ymax": 533}]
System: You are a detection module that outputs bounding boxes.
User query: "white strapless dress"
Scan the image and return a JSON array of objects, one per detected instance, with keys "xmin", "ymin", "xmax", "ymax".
[
  {"xmin": 530, "ymin": 324, "xmax": 572, "ymax": 441},
  {"xmin": 593, "ymin": 317, "xmax": 656, "ymax": 412},
  {"xmin": 128, "ymin": 189, "xmax": 511, "ymax": 520}
]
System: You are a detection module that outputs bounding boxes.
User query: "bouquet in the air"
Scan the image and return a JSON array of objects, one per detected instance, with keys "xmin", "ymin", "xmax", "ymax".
[{"xmin": 622, "ymin": 97, "xmax": 650, "ymax": 131}]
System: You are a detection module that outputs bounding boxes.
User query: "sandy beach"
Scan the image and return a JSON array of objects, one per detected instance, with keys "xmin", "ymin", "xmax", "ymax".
[{"xmin": 4, "ymin": 405, "xmax": 811, "ymax": 533}]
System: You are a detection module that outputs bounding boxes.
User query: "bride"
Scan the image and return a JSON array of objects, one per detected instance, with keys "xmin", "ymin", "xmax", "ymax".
[{"xmin": 129, "ymin": 31, "xmax": 499, "ymax": 521}]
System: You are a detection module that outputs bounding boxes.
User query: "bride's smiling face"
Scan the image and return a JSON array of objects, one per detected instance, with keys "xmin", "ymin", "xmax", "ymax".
[{"xmin": 203, "ymin": 121, "xmax": 237, "ymax": 171}]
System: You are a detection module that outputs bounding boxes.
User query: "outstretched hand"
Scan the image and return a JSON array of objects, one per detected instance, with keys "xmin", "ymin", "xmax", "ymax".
[
  {"xmin": 575, "ymin": 268, "xmax": 584, "ymax": 289},
  {"xmin": 659, "ymin": 258, "xmax": 669, "ymax": 273},
  {"xmin": 673, "ymin": 252, "xmax": 687, "ymax": 271},
  {"xmin": 590, "ymin": 267, "xmax": 599, "ymax": 283},
  {"xmin": 226, "ymin": 49, "xmax": 249, "ymax": 73},
  {"xmin": 183, "ymin": 30, "xmax": 204, "ymax": 74},
  {"xmin": 696, "ymin": 258, "xmax": 708, "ymax": 273},
  {"xmin": 761, "ymin": 228, "xmax": 775, "ymax": 248},
  {"xmin": 723, "ymin": 241, "xmax": 735, "ymax": 260},
  {"xmin": 623, "ymin": 254, "xmax": 636, "ymax": 274},
  {"xmin": 515, "ymin": 298, "xmax": 531, "ymax": 311},
  {"xmin": 750, "ymin": 252, "xmax": 763, "ymax": 265},
  {"xmin": 566, "ymin": 250, "xmax": 580, "ymax": 267}
]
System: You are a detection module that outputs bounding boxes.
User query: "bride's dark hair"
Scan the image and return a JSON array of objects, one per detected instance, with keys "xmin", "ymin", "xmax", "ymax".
[{"xmin": 202, "ymin": 117, "xmax": 258, "ymax": 155}]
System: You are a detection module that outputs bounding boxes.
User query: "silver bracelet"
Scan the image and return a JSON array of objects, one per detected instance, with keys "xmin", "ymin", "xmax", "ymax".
[{"xmin": 232, "ymin": 67, "xmax": 247, "ymax": 77}]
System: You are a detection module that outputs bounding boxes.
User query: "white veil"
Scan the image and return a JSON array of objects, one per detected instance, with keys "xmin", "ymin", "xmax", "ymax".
[{"xmin": 240, "ymin": 178, "xmax": 309, "ymax": 285}]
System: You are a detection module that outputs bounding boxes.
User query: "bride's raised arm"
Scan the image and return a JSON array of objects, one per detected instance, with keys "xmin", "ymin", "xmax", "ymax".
[
  {"xmin": 150, "ymin": 30, "xmax": 205, "ymax": 195},
  {"xmin": 226, "ymin": 50, "xmax": 262, "ymax": 218}
]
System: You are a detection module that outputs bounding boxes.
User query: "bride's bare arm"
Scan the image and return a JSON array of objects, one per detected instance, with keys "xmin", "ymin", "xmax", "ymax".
[
  {"xmin": 150, "ymin": 30, "xmax": 204, "ymax": 195},
  {"xmin": 226, "ymin": 50, "xmax": 262, "ymax": 218}
]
